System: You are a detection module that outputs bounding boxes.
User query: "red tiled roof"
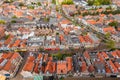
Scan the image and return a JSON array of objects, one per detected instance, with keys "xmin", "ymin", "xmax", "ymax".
[
  {"xmin": 97, "ymin": 9, "xmax": 103, "ymax": 12},
  {"xmin": 43, "ymin": 54, "xmax": 48, "ymax": 62},
  {"xmin": 105, "ymin": 64, "xmax": 112, "ymax": 73},
  {"xmin": 59, "ymin": 34, "xmax": 64, "ymax": 41},
  {"xmin": 79, "ymin": 36, "xmax": 85, "ymax": 42},
  {"xmin": 1, "ymin": 53, "xmax": 13, "ymax": 59},
  {"xmin": 84, "ymin": 35, "xmax": 93, "ymax": 43},
  {"xmin": 66, "ymin": 57, "xmax": 72, "ymax": 72},
  {"xmin": 117, "ymin": 27, "xmax": 120, "ymax": 31},
  {"xmin": 45, "ymin": 61, "xmax": 53, "ymax": 73},
  {"xmin": 10, "ymin": 52, "xmax": 19, "ymax": 60},
  {"xmin": 87, "ymin": 20, "xmax": 97, "ymax": 25},
  {"xmin": 0, "ymin": 58, "xmax": 4, "ymax": 64},
  {"xmin": 97, "ymin": 52, "xmax": 104, "ymax": 62},
  {"xmin": 20, "ymin": 43, "xmax": 26, "ymax": 48},
  {"xmin": 3, "ymin": 61, "xmax": 11, "ymax": 71},
  {"xmin": 51, "ymin": 40, "xmax": 56, "ymax": 46},
  {"xmin": 23, "ymin": 62, "xmax": 34, "ymax": 71},
  {"xmin": 108, "ymin": 60, "xmax": 118, "ymax": 73},
  {"xmin": 88, "ymin": 65, "xmax": 95, "ymax": 72},
  {"xmin": 114, "ymin": 62, "xmax": 120, "ymax": 72},
  {"xmin": 79, "ymin": 35, "xmax": 93, "ymax": 43},
  {"xmin": 60, "ymin": 19, "xmax": 71, "ymax": 24},
  {"xmin": 53, "ymin": 62, "xmax": 56, "ymax": 73},
  {"xmin": 3, "ymin": 53, "xmax": 20, "ymax": 71},
  {"xmin": 23, "ymin": 56, "xmax": 35, "ymax": 72},
  {"xmin": 101, "ymin": 52, "xmax": 109, "ymax": 59},
  {"xmin": 116, "ymin": 50, "xmax": 120, "ymax": 57},
  {"xmin": 57, "ymin": 61, "xmax": 67, "ymax": 74},
  {"xmin": 48, "ymin": 57, "xmax": 53, "ymax": 61},
  {"xmin": 103, "ymin": 27, "xmax": 116, "ymax": 34},
  {"xmin": 84, "ymin": 51, "xmax": 90, "ymax": 59},
  {"xmin": 111, "ymin": 51, "xmax": 119, "ymax": 58},
  {"xmin": 81, "ymin": 61, "xmax": 87, "ymax": 72},
  {"xmin": 37, "ymin": 54, "xmax": 42, "ymax": 60},
  {"xmin": 100, "ymin": 14, "xmax": 105, "ymax": 17},
  {"xmin": 26, "ymin": 15, "xmax": 33, "ymax": 20},
  {"xmin": 12, "ymin": 39, "xmax": 21, "ymax": 47},
  {"xmin": 34, "ymin": 62, "xmax": 39, "ymax": 73},
  {"xmin": 14, "ymin": 10, "xmax": 23, "ymax": 17}
]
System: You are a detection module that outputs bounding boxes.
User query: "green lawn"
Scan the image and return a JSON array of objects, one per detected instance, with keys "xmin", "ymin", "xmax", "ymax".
[{"xmin": 87, "ymin": 0, "xmax": 111, "ymax": 6}]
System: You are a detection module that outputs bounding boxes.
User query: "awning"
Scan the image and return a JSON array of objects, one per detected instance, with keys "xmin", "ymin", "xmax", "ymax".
[{"xmin": 34, "ymin": 75, "xmax": 43, "ymax": 80}]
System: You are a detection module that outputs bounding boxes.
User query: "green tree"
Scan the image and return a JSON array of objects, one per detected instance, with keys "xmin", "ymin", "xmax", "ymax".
[
  {"xmin": 37, "ymin": 2, "xmax": 41, "ymax": 6},
  {"xmin": 57, "ymin": 53, "xmax": 63, "ymax": 60},
  {"xmin": 0, "ymin": 20, "xmax": 6, "ymax": 24},
  {"xmin": 56, "ymin": 32, "xmax": 59, "ymax": 35},
  {"xmin": 94, "ymin": 0, "xmax": 100, "ymax": 6},
  {"xmin": 62, "ymin": 0, "xmax": 74, "ymax": 5},
  {"xmin": 52, "ymin": 0, "xmax": 56, "ymax": 4},
  {"xmin": 56, "ymin": 6, "xmax": 59, "ymax": 12},
  {"xmin": 105, "ymin": 32, "xmax": 111, "ymax": 39},
  {"xmin": 108, "ymin": 21, "xmax": 118, "ymax": 27},
  {"xmin": 12, "ymin": 15, "xmax": 17, "ymax": 19},
  {"xmin": 5, "ymin": 34, "xmax": 10, "ymax": 40},
  {"xmin": 105, "ymin": 40, "xmax": 115, "ymax": 49},
  {"xmin": 87, "ymin": 0, "xmax": 111, "ymax": 6},
  {"xmin": 11, "ymin": 20, "xmax": 17, "ymax": 23},
  {"xmin": 19, "ymin": 2, "xmax": 24, "ymax": 6},
  {"xmin": 4, "ymin": 0, "xmax": 14, "ymax": 3},
  {"xmin": 87, "ymin": 0, "xmax": 94, "ymax": 6},
  {"xmin": 28, "ymin": 6, "xmax": 34, "ymax": 9}
]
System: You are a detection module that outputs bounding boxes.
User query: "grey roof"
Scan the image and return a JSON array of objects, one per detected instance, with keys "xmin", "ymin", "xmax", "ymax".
[
  {"xmin": 113, "ymin": 15, "xmax": 120, "ymax": 21},
  {"xmin": 115, "ymin": 58, "xmax": 120, "ymax": 63},
  {"xmin": 95, "ymin": 62, "xmax": 105, "ymax": 71}
]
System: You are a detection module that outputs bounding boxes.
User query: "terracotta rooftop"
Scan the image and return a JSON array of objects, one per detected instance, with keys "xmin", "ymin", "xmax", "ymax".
[
  {"xmin": 12, "ymin": 39, "xmax": 21, "ymax": 47},
  {"xmin": 101, "ymin": 52, "xmax": 109, "ymax": 59},
  {"xmin": 57, "ymin": 61, "xmax": 67, "ymax": 74},
  {"xmin": 103, "ymin": 27, "xmax": 116, "ymax": 34},
  {"xmin": 66, "ymin": 57, "xmax": 72, "ymax": 72},
  {"xmin": 23, "ymin": 56, "xmax": 35, "ymax": 72},
  {"xmin": 3, "ymin": 53, "xmax": 20, "ymax": 71},
  {"xmin": 1, "ymin": 53, "xmax": 13, "ymax": 59},
  {"xmin": 84, "ymin": 51, "xmax": 90, "ymax": 59},
  {"xmin": 108, "ymin": 60, "xmax": 118, "ymax": 73}
]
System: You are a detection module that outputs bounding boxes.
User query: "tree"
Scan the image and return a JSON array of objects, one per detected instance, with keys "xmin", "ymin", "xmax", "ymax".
[
  {"xmin": 37, "ymin": 2, "xmax": 41, "ymax": 6},
  {"xmin": 44, "ymin": 17, "xmax": 50, "ymax": 22},
  {"xmin": 56, "ymin": 6, "xmax": 59, "ymax": 12},
  {"xmin": 108, "ymin": 21, "xmax": 118, "ymax": 27},
  {"xmin": 4, "ymin": 0, "xmax": 14, "ymax": 3},
  {"xmin": 5, "ymin": 34, "xmax": 10, "ymax": 40},
  {"xmin": 105, "ymin": 40, "xmax": 115, "ymax": 49},
  {"xmin": 0, "ymin": 20, "xmax": 6, "ymax": 24},
  {"xmin": 87, "ymin": 0, "xmax": 111, "ymax": 6},
  {"xmin": 11, "ymin": 20, "xmax": 17, "ymax": 23},
  {"xmin": 105, "ymin": 32, "xmax": 111, "ymax": 39},
  {"xmin": 94, "ymin": 0, "xmax": 100, "ymax": 6},
  {"xmin": 39, "ymin": 47, "xmax": 44, "ymax": 52},
  {"xmin": 56, "ymin": 32, "xmax": 59, "ymax": 35},
  {"xmin": 52, "ymin": 0, "xmax": 56, "ymax": 4},
  {"xmin": 28, "ymin": 6, "xmax": 34, "ymax": 9},
  {"xmin": 19, "ymin": 2, "xmax": 24, "ymax": 6},
  {"xmin": 87, "ymin": 0, "xmax": 94, "ymax": 6},
  {"xmin": 12, "ymin": 15, "xmax": 17, "ymax": 19},
  {"xmin": 62, "ymin": 0, "xmax": 74, "ymax": 5}
]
